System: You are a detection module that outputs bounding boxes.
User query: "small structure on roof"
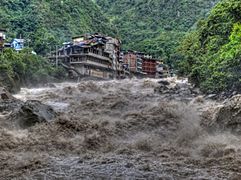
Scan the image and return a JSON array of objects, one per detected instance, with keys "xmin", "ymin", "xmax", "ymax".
[{"xmin": 11, "ymin": 38, "xmax": 24, "ymax": 51}]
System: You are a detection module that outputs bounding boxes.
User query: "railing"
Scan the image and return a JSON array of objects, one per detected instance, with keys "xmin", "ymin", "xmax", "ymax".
[{"xmin": 70, "ymin": 60, "xmax": 110, "ymax": 69}]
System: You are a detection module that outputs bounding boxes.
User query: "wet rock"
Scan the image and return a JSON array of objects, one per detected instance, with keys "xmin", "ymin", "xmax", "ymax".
[
  {"xmin": 206, "ymin": 94, "xmax": 217, "ymax": 99},
  {"xmin": 45, "ymin": 83, "xmax": 57, "ymax": 88},
  {"xmin": 0, "ymin": 100, "xmax": 22, "ymax": 113},
  {"xmin": 0, "ymin": 87, "xmax": 15, "ymax": 101},
  {"xmin": 158, "ymin": 80, "xmax": 170, "ymax": 86},
  {"xmin": 10, "ymin": 100, "xmax": 57, "ymax": 128},
  {"xmin": 125, "ymin": 162, "xmax": 134, "ymax": 168},
  {"xmin": 191, "ymin": 96, "xmax": 205, "ymax": 104},
  {"xmin": 155, "ymin": 80, "xmax": 195, "ymax": 99},
  {"xmin": 0, "ymin": 88, "xmax": 22, "ymax": 113},
  {"xmin": 154, "ymin": 83, "xmax": 170, "ymax": 94},
  {"xmin": 210, "ymin": 95, "xmax": 241, "ymax": 133}
]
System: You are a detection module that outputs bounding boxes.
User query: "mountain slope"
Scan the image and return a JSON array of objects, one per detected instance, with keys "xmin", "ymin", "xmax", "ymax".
[
  {"xmin": 96, "ymin": 0, "xmax": 219, "ymax": 62},
  {"xmin": 0, "ymin": 0, "xmax": 115, "ymax": 54},
  {"xmin": 177, "ymin": 0, "xmax": 241, "ymax": 93}
]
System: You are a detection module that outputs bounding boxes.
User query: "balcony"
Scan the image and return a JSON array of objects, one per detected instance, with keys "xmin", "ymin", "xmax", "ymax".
[
  {"xmin": 69, "ymin": 52, "xmax": 111, "ymax": 63},
  {"xmin": 70, "ymin": 59, "xmax": 110, "ymax": 69}
]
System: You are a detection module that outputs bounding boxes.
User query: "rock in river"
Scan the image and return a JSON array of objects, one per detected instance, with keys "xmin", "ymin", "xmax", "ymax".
[
  {"xmin": 209, "ymin": 95, "xmax": 241, "ymax": 134},
  {"xmin": 10, "ymin": 100, "xmax": 57, "ymax": 128}
]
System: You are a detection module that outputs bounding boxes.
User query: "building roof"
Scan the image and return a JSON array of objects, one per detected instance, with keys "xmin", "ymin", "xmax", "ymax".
[{"xmin": 12, "ymin": 38, "xmax": 24, "ymax": 43}]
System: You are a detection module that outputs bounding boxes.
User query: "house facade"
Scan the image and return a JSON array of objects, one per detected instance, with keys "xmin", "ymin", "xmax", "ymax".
[
  {"xmin": 142, "ymin": 56, "xmax": 158, "ymax": 78},
  {"xmin": 123, "ymin": 51, "xmax": 162, "ymax": 78},
  {"xmin": 105, "ymin": 37, "xmax": 121, "ymax": 78},
  {"xmin": 11, "ymin": 39, "xmax": 24, "ymax": 51}
]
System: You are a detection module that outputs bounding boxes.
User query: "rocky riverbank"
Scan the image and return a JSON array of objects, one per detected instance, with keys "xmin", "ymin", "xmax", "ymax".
[{"xmin": 0, "ymin": 78, "xmax": 240, "ymax": 179}]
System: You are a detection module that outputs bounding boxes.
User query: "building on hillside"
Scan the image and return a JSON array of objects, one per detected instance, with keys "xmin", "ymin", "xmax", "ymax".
[
  {"xmin": 136, "ymin": 52, "xmax": 145, "ymax": 74},
  {"xmin": 105, "ymin": 36, "xmax": 122, "ymax": 78},
  {"xmin": 48, "ymin": 33, "xmax": 121, "ymax": 79},
  {"xmin": 0, "ymin": 29, "xmax": 6, "ymax": 51},
  {"xmin": 11, "ymin": 38, "xmax": 24, "ymax": 51},
  {"xmin": 142, "ymin": 56, "xmax": 158, "ymax": 78},
  {"xmin": 123, "ymin": 51, "xmax": 137, "ymax": 74},
  {"xmin": 119, "ymin": 51, "xmax": 130, "ymax": 78},
  {"xmin": 123, "ymin": 51, "xmax": 160, "ymax": 78},
  {"xmin": 156, "ymin": 62, "xmax": 170, "ymax": 78}
]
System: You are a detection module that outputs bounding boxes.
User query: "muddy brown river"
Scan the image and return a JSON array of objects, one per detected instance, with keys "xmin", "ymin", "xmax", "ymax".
[{"xmin": 0, "ymin": 78, "xmax": 241, "ymax": 179}]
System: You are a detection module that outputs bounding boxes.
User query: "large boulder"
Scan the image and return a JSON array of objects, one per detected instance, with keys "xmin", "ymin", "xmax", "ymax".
[
  {"xmin": 209, "ymin": 95, "xmax": 241, "ymax": 133},
  {"xmin": 10, "ymin": 100, "xmax": 57, "ymax": 128},
  {"xmin": 154, "ymin": 80, "xmax": 195, "ymax": 98}
]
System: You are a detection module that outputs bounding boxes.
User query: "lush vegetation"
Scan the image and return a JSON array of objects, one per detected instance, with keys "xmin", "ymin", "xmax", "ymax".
[
  {"xmin": 177, "ymin": 0, "xmax": 241, "ymax": 93},
  {"xmin": 96, "ymin": 0, "xmax": 219, "ymax": 65},
  {"xmin": 0, "ymin": 0, "xmax": 114, "ymax": 91},
  {"xmin": 0, "ymin": 0, "xmax": 115, "ymax": 55},
  {"xmin": 0, "ymin": 49, "xmax": 65, "ymax": 92},
  {"xmin": 0, "ymin": 0, "xmax": 240, "ymax": 94}
]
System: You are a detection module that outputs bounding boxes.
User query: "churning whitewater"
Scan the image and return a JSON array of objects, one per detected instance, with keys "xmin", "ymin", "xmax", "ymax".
[{"xmin": 0, "ymin": 78, "xmax": 241, "ymax": 179}]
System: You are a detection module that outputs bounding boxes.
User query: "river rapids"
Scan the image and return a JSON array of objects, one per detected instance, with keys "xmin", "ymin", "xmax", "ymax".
[{"xmin": 0, "ymin": 78, "xmax": 241, "ymax": 179}]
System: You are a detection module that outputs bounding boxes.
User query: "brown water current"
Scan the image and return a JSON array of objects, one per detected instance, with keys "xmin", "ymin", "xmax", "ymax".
[{"xmin": 0, "ymin": 78, "xmax": 240, "ymax": 179}]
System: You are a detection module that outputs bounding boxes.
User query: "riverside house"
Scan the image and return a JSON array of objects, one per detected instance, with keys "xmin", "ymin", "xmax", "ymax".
[{"xmin": 49, "ymin": 33, "xmax": 122, "ymax": 79}]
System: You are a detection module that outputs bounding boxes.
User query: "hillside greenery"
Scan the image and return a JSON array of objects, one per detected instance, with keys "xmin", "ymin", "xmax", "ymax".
[
  {"xmin": 96, "ymin": 0, "xmax": 219, "ymax": 65},
  {"xmin": 0, "ymin": 48, "xmax": 65, "ymax": 92},
  {"xmin": 0, "ymin": 0, "xmax": 114, "ymax": 91},
  {"xmin": 177, "ymin": 0, "xmax": 241, "ymax": 93},
  {"xmin": 0, "ymin": 0, "xmax": 115, "ymax": 54}
]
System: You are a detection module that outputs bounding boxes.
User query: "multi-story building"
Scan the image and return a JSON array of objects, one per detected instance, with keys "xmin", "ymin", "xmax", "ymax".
[
  {"xmin": 123, "ymin": 51, "xmax": 159, "ymax": 78},
  {"xmin": 123, "ymin": 51, "xmax": 137, "ymax": 73},
  {"xmin": 142, "ymin": 56, "xmax": 158, "ymax": 78},
  {"xmin": 49, "ymin": 33, "xmax": 120, "ymax": 79},
  {"xmin": 105, "ymin": 37, "xmax": 121, "ymax": 78}
]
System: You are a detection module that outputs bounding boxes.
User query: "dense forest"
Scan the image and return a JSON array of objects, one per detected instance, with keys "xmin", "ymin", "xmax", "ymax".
[
  {"xmin": 96, "ymin": 0, "xmax": 219, "ymax": 64},
  {"xmin": 177, "ymin": 0, "xmax": 241, "ymax": 93},
  {"xmin": 0, "ymin": 48, "xmax": 64, "ymax": 92}
]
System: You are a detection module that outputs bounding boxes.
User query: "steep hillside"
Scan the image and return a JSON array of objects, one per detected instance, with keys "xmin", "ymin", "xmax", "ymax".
[
  {"xmin": 177, "ymin": 0, "xmax": 241, "ymax": 93},
  {"xmin": 96, "ymin": 0, "xmax": 219, "ymax": 63},
  {"xmin": 0, "ymin": 0, "xmax": 115, "ymax": 54}
]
